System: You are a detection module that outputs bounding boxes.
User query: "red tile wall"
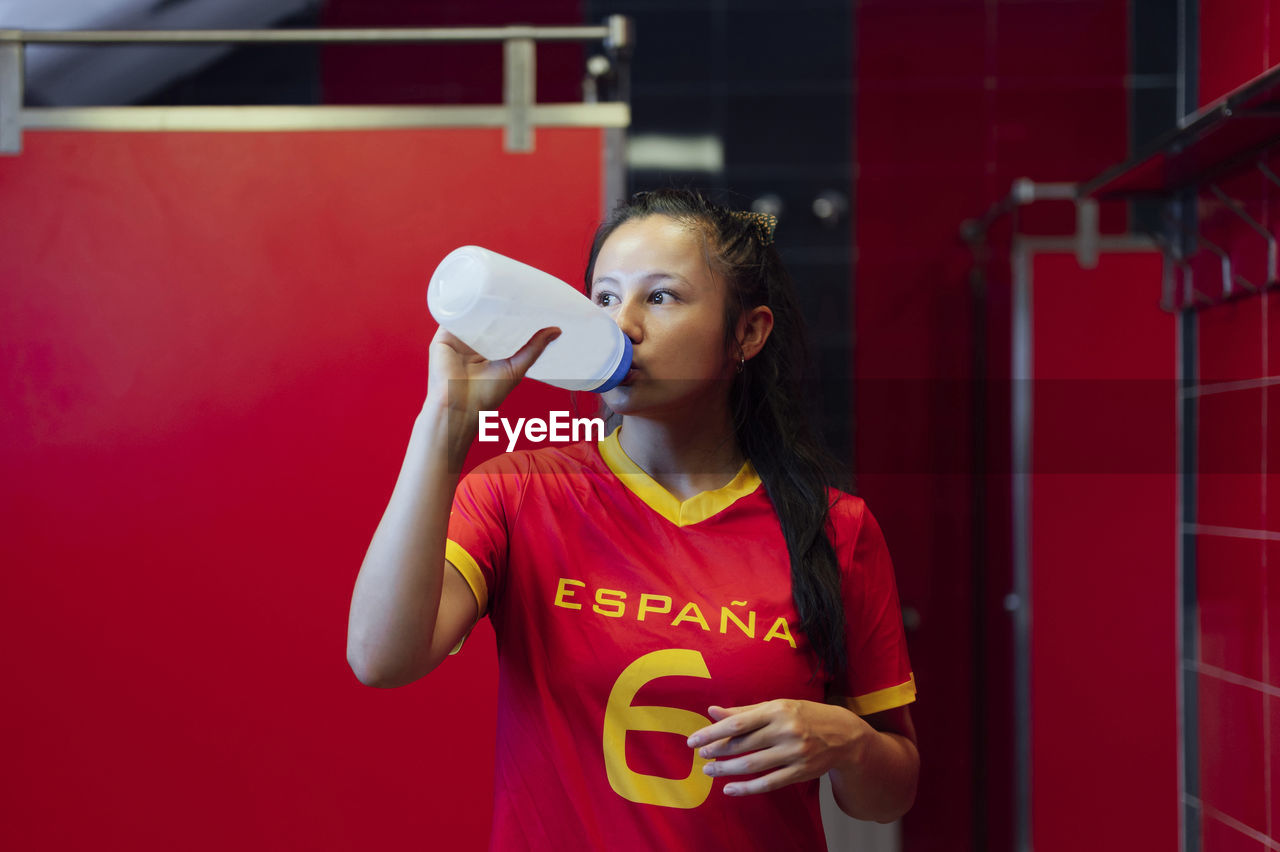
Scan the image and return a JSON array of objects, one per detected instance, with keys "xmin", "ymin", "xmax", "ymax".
[
  {"xmin": 1199, "ymin": 0, "xmax": 1278, "ymax": 106},
  {"xmin": 1195, "ymin": 289, "xmax": 1277, "ymax": 851},
  {"xmin": 1200, "ymin": 674, "xmax": 1269, "ymax": 835},
  {"xmin": 1029, "ymin": 251, "xmax": 1179, "ymax": 852},
  {"xmin": 1194, "ymin": 3, "xmax": 1280, "ymax": 848}
]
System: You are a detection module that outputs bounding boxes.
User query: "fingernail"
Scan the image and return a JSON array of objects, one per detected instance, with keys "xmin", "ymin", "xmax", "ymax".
[
  {"xmin": 724, "ymin": 784, "xmax": 740, "ymax": 796},
  {"xmin": 699, "ymin": 746, "xmax": 711, "ymax": 758},
  {"xmin": 687, "ymin": 736, "xmax": 700, "ymax": 748}
]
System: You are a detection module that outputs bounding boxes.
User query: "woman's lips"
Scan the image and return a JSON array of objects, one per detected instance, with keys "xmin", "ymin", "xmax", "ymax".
[{"xmin": 620, "ymin": 366, "xmax": 639, "ymax": 386}]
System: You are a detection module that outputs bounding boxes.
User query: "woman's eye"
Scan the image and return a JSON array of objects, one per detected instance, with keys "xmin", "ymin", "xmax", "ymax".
[
  {"xmin": 649, "ymin": 290, "xmax": 674, "ymax": 304},
  {"xmin": 595, "ymin": 293, "xmax": 617, "ymax": 307}
]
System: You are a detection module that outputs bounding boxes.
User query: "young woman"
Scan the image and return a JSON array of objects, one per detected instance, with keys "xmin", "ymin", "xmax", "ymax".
[{"xmin": 347, "ymin": 189, "xmax": 918, "ymax": 850}]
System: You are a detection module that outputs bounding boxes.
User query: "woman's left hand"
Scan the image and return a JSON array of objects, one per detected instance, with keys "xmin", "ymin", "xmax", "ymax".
[{"xmin": 686, "ymin": 699, "xmax": 872, "ymax": 796}]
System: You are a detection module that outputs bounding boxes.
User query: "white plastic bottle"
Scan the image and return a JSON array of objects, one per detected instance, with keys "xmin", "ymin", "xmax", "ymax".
[{"xmin": 427, "ymin": 245, "xmax": 633, "ymax": 392}]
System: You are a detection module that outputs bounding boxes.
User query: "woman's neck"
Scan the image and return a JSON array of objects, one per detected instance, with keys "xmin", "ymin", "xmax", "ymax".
[{"xmin": 616, "ymin": 412, "xmax": 745, "ymax": 502}]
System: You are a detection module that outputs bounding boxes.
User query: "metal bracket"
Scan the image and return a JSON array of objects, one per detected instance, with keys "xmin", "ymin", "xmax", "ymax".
[
  {"xmin": 601, "ymin": 126, "xmax": 626, "ymax": 214},
  {"xmin": 1259, "ymin": 158, "xmax": 1280, "ymax": 189},
  {"xmin": 603, "ymin": 14, "xmax": 634, "ymax": 58},
  {"xmin": 603, "ymin": 14, "xmax": 634, "ymax": 105},
  {"xmin": 1162, "ymin": 207, "xmax": 1253, "ymax": 302},
  {"xmin": 1075, "ymin": 197, "xmax": 1099, "ymax": 269},
  {"xmin": 1142, "ymin": 229, "xmax": 1190, "ymax": 312},
  {"xmin": 1203, "ymin": 233, "xmax": 1254, "ymax": 298},
  {"xmin": 1003, "ymin": 180, "xmax": 1102, "ymax": 269},
  {"xmin": 1208, "ymin": 181, "xmax": 1276, "ymax": 285},
  {"xmin": 1258, "ymin": 160, "xmax": 1280, "ymax": 281},
  {"xmin": 1168, "ymin": 246, "xmax": 1202, "ymax": 309},
  {"xmin": 503, "ymin": 37, "xmax": 535, "ymax": 153},
  {"xmin": 0, "ymin": 35, "xmax": 22, "ymax": 155}
]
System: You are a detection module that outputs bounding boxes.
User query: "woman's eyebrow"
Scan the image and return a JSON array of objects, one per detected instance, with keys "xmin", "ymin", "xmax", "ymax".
[
  {"xmin": 591, "ymin": 271, "xmax": 695, "ymax": 295},
  {"xmin": 644, "ymin": 271, "xmax": 687, "ymax": 285},
  {"xmin": 597, "ymin": 270, "xmax": 688, "ymax": 285}
]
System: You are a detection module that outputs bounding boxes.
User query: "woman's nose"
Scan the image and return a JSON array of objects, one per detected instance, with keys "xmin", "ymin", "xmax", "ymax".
[{"xmin": 612, "ymin": 298, "xmax": 643, "ymax": 343}]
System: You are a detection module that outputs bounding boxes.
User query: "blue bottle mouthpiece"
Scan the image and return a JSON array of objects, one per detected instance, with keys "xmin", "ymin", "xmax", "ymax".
[{"xmin": 593, "ymin": 336, "xmax": 633, "ymax": 393}]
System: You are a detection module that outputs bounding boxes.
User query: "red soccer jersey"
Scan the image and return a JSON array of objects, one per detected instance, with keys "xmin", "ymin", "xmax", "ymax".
[{"xmin": 445, "ymin": 429, "xmax": 915, "ymax": 850}]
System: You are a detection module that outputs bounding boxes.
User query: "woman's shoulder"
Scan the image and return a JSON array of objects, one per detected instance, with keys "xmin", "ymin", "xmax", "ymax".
[
  {"xmin": 822, "ymin": 488, "xmax": 887, "ymax": 553},
  {"xmin": 825, "ymin": 486, "xmax": 870, "ymax": 523},
  {"xmin": 464, "ymin": 440, "xmax": 607, "ymax": 480}
]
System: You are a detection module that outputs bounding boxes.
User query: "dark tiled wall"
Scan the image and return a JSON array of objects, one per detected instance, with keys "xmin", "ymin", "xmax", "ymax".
[
  {"xmin": 140, "ymin": 6, "xmax": 323, "ymax": 106},
  {"xmin": 142, "ymin": 2, "xmax": 587, "ymax": 107},
  {"xmin": 1130, "ymin": 0, "xmax": 1184, "ymax": 235},
  {"xmin": 318, "ymin": 1, "xmax": 584, "ymax": 105}
]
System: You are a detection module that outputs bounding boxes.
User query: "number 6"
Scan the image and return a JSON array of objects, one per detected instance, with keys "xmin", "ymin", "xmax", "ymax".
[{"xmin": 602, "ymin": 649, "xmax": 713, "ymax": 809}]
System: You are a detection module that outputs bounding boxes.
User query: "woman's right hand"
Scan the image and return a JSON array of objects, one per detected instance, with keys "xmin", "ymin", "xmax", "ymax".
[{"xmin": 425, "ymin": 325, "xmax": 562, "ymax": 422}]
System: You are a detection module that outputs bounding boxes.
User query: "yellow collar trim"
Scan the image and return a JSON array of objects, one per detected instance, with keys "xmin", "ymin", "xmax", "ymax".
[{"xmin": 597, "ymin": 427, "xmax": 761, "ymax": 527}]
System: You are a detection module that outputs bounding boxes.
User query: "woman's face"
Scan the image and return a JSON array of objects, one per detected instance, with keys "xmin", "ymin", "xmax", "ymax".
[{"xmin": 590, "ymin": 215, "xmax": 736, "ymax": 418}]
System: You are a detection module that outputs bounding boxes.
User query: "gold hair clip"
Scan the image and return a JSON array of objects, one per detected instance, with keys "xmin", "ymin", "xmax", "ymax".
[{"xmin": 728, "ymin": 210, "xmax": 778, "ymax": 246}]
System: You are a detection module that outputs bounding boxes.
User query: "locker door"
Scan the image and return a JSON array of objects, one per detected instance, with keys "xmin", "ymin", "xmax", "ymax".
[{"xmin": 0, "ymin": 126, "xmax": 609, "ymax": 851}]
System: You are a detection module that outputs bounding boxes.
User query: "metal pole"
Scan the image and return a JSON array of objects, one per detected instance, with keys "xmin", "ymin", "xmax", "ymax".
[
  {"xmin": 0, "ymin": 37, "xmax": 22, "ymax": 154},
  {"xmin": 603, "ymin": 14, "xmax": 634, "ymax": 105},
  {"xmin": 0, "ymin": 26, "xmax": 611, "ymax": 45},
  {"xmin": 503, "ymin": 38, "xmax": 535, "ymax": 153},
  {"xmin": 599, "ymin": 14, "xmax": 634, "ymax": 212},
  {"xmin": 1010, "ymin": 240, "xmax": 1033, "ymax": 852},
  {"xmin": 0, "ymin": 19, "xmax": 634, "ymax": 156}
]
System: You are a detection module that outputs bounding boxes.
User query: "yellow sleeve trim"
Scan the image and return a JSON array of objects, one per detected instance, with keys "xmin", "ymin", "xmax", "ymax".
[
  {"xmin": 445, "ymin": 539, "xmax": 488, "ymax": 617},
  {"xmin": 839, "ymin": 674, "xmax": 917, "ymax": 716},
  {"xmin": 443, "ymin": 541, "xmax": 488, "ymax": 657}
]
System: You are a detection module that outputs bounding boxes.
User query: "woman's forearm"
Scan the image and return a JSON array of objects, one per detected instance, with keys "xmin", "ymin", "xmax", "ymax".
[
  {"xmin": 346, "ymin": 326, "xmax": 559, "ymax": 688},
  {"xmin": 346, "ymin": 401, "xmax": 475, "ymax": 687},
  {"xmin": 829, "ymin": 727, "xmax": 919, "ymax": 823}
]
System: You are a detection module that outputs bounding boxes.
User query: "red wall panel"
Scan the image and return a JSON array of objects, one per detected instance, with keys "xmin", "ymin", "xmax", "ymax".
[
  {"xmin": 1028, "ymin": 250, "xmax": 1178, "ymax": 852},
  {"xmin": 0, "ymin": 127, "xmax": 604, "ymax": 850},
  {"xmin": 853, "ymin": 2, "xmax": 1131, "ymax": 849}
]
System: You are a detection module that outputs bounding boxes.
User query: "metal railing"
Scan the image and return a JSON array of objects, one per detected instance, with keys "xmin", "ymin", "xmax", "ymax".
[{"xmin": 0, "ymin": 17, "xmax": 633, "ymax": 154}]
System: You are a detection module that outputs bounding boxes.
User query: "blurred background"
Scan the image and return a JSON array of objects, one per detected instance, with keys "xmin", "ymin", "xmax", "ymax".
[{"xmin": 1, "ymin": 1, "xmax": 1276, "ymax": 851}]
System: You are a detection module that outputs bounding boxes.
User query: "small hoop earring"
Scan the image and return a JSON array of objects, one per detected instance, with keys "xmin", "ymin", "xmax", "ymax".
[{"xmin": 736, "ymin": 355, "xmax": 745, "ymax": 374}]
